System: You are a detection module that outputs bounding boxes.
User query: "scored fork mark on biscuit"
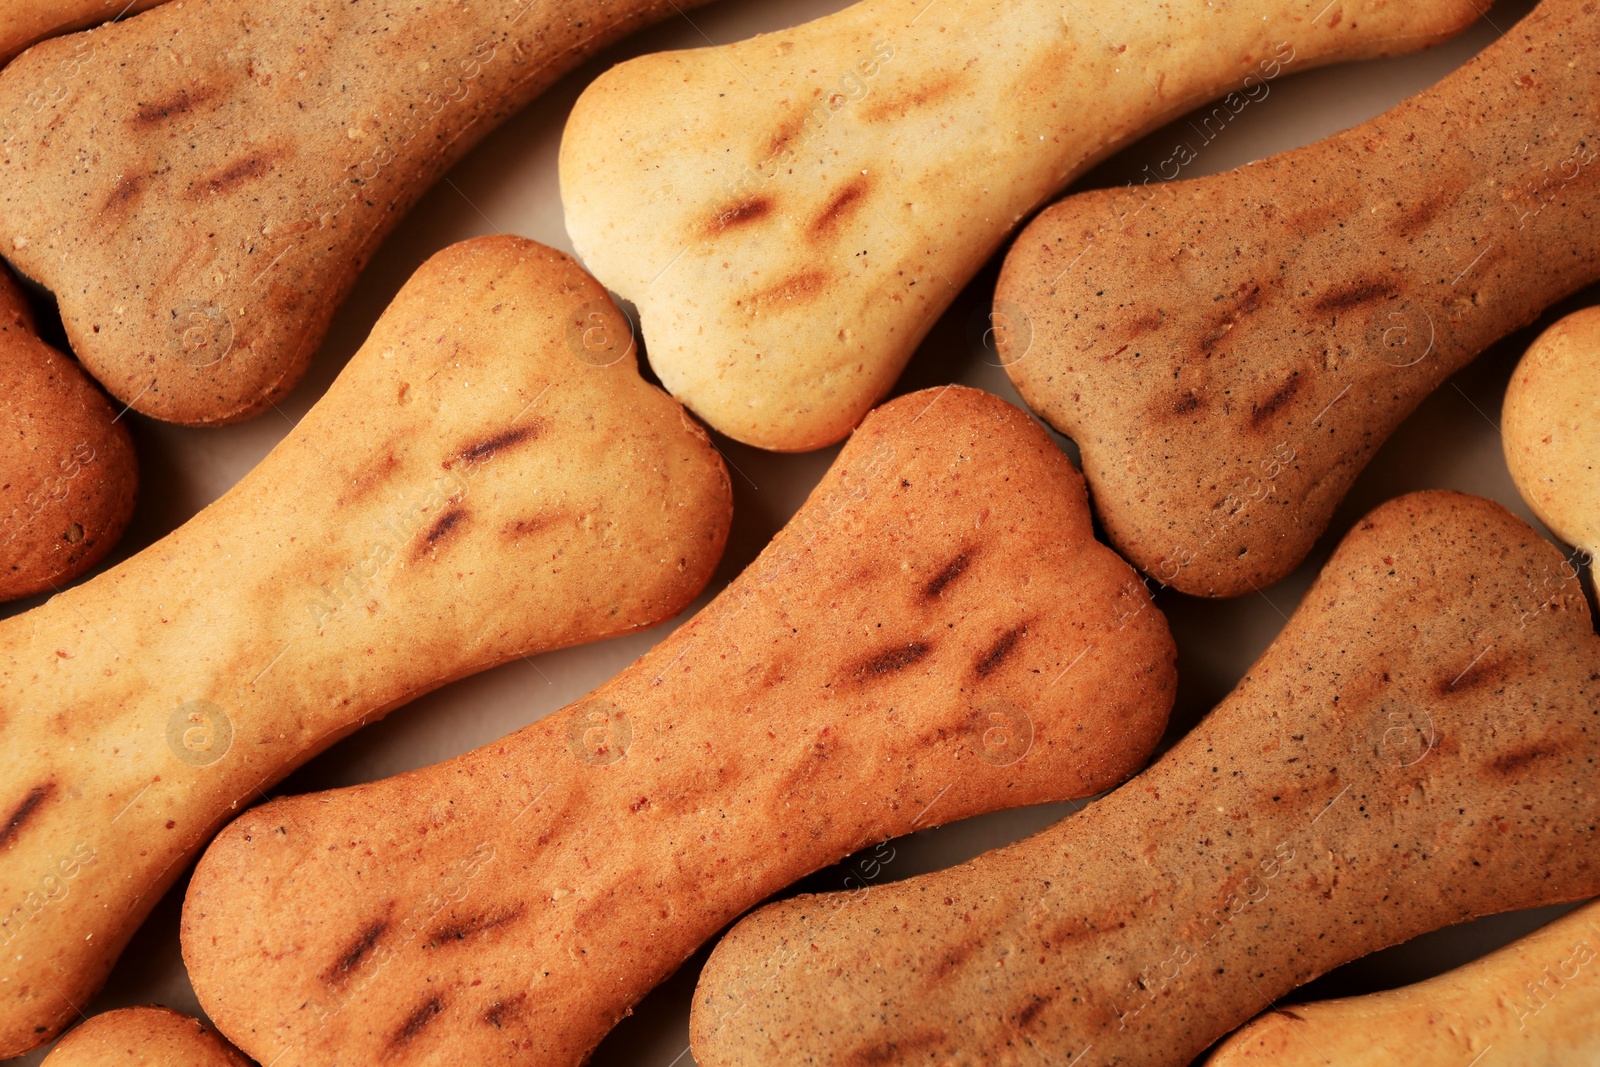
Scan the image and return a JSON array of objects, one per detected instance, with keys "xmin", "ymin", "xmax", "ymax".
[
  {"xmin": 923, "ymin": 551, "xmax": 972, "ymax": 599},
  {"xmin": 851, "ymin": 640, "xmax": 932, "ymax": 682},
  {"xmin": 843, "ymin": 1027, "xmax": 947, "ymax": 1067},
  {"xmin": 1249, "ymin": 374, "xmax": 1303, "ymax": 429},
  {"xmin": 810, "ymin": 177, "xmax": 872, "ymax": 239},
  {"xmin": 742, "ymin": 269, "xmax": 832, "ymax": 313},
  {"xmin": 427, "ymin": 904, "xmax": 527, "ymax": 946},
  {"xmin": 190, "ymin": 149, "xmax": 284, "ymax": 200},
  {"xmin": 1199, "ymin": 283, "xmax": 1264, "ymax": 354},
  {"xmin": 1312, "ymin": 279, "xmax": 1400, "ymax": 317},
  {"xmin": 101, "ymin": 174, "xmax": 146, "ymax": 218},
  {"xmin": 858, "ymin": 69, "xmax": 968, "ymax": 124},
  {"xmin": 1014, "ymin": 992, "xmax": 1053, "ymax": 1031},
  {"xmin": 417, "ymin": 508, "xmax": 467, "ymax": 557},
  {"xmin": 455, "ymin": 420, "xmax": 547, "ymax": 468},
  {"xmin": 130, "ymin": 85, "xmax": 219, "ymax": 128},
  {"xmin": 1439, "ymin": 649, "xmax": 1505, "ymax": 695},
  {"xmin": 323, "ymin": 917, "xmax": 389, "ymax": 987},
  {"xmin": 386, "ymin": 995, "xmax": 444, "ymax": 1057},
  {"xmin": 1488, "ymin": 743, "xmax": 1562, "ymax": 777},
  {"xmin": 709, "ymin": 197, "xmax": 774, "ymax": 235},
  {"xmin": 974, "ymin": 625, "xmax": 1027, "ymax": 678},
  {"xmin": 0, "ymin": 782, "xmax": 54, "ymax": 851},
  {"xmin": 482, "ymin": 993, "xmax": 527, "ymax": 1029}
]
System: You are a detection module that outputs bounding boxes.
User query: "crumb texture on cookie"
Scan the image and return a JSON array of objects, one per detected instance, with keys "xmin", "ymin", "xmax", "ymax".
[
  {"xmin": 561, "ymin": 0, "xmax": 1486, "ymax": 451},
  {"xmin": 1001, "ymin": 0, "xmax": 1600, "ymax": 596},
  {"xmin": 0, "ymin": 264, "xmax": 137, "ymax": 601},
  {"xmin": 0, "ymin": 0, "xmax": 711, "ymax": 424},
  {"xmin": 1206, "ymin": 897, "xmax": 1600, "ymax": 1066},
  {"xmin": 1503, "ymin": 306, "xmax": 1600, "ymax": 558},
  {"xmin": 0, "ymin": 236, "xmax": 731, "ymax": 1056},
  {"xmin": 41, "ymin": 1006, "xmax": 250, "ymax": 1066},
  {"xmin": 690, "ymin": 491, "xmax": 1600, "ymax": 1067},
  {"xmin": 181, "ymin": 386, "xmax": 1178, "ymax": 1066}
]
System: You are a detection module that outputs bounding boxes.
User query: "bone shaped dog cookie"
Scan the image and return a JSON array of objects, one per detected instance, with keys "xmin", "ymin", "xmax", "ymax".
[
  {"xmin": 691, "ymin": 491, "xmax": 1600, "ymax": 1067},
  {"xmin": 180, "ymin": 386, "xmax": 1177, "ymax": 1066},
  {"xmin": 999, "ymin": 0, "xmax": 1600, "ymax": 597},
  {"xmin": 1206, "ymin": 897, "xmax": 1600, "ymax": 1066},
  {"xmin": 0, "ymin": 0, "xmax": 713, "ymax": 425},
  {"xmin": 559, "ymin": 0, "xmax": 1488, "ymax": 452},
  {"xmin": 42, "ymin": 1006, "xmax": 250, "ymax": 1067},
  {"xmin": 1504, "ymin": 306, "xmax": 1600, "ymax": 560},
  {"xmin": 0, "ymin": 235, "xmax": 731, "ymax": 1055},
  {"xmin": 0, "ymin": 0, "xmax": 164, "ymax": 66},
  {"xmin": 0, "ymin": 264, "xmax": 136, "ymax": 601}
]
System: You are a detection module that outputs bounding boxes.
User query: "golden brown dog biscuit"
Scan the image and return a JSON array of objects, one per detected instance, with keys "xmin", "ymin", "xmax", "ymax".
[
  {"xmin": 1504, "ymin": 307, "xmax": 1600, "ymax": 558},
  {"xmin": 0, "ymin": 0, "xmax": 712, "ymax": 425},
  {"xmin": 180, "ymin": 386, "xmax": 1177, "ymax": 1066},
  {"xmin": 0, "ymin": 235, "xmax": 731, "ymax": 1056},
  {"xmin": 42, "ymin": 1006, "xmax": 250, "ymax": 1066},
  {"xmin": 560, "ymin": 0, "xmax": 1488, "ymax": 452},
  {"xmin": 1206, "ymin": 898, "xmax": 1600, "ymax": 1066},
  {"xmin": 0, "ymin": 265, "xmax": 136, "ymax": 601},
  {"xmin": 691, "ymin": 491, "xmax": 1600, "ymax": 1067},
  {"xmin": 0, "ymin": 0, "xmax": 163, "ymax": 66},
  {"xmin": 1000, "ymin": 0, "xmax": 1600, "ymax": 597}
]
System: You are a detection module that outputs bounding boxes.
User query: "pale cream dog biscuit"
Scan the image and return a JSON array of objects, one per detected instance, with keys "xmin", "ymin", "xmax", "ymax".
[
  {"xmin": 42, "ymin": 1006, "xmax": 249, "ymax": 1066},
  {"xmin": 0, "ymin": 0, "xmax": 163, "ymax": 66},
  {"xmin": 691, "ymin": 491, "xmax": 1600, "ymax": 1067},
  {"xmin": 560, "ymin": 0, "xmax": 1488, "ymax": 452},
  {"xmin": 181, "ymin": 386, "xmax": 1177, "ymax": 1066},
  {"xmin": 1504, "ymin": 307, "xmax": 1600, "ymax": 559},
  {"xmin": 1207, "ymin": 898, "xmax": 1600, "ymax": 1066},
  {"xmin": 0, "ymin": 235, "xmax": 732, "ymax": 1055},
  {"xmin": 0, "ymin": 265, "xmax": 136, "ymax": 601},
  {"xmin": 0, "ymin": 0, "xmax": 713, "ymax": 425},
  {"xmin": 1000, "ymin": 0, "xmax": 1600, "ymax": 597}
]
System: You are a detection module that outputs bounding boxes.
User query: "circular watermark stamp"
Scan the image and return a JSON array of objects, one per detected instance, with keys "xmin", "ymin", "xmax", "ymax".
[
  {"xmin": 972, "ymin": 699, "xmax": 1034, "ymax": 767},
  {"xmin": 566, "ymin": 699, "xmax": 632, "ymax": 766},
  {"xmin": 1373, "ymin": 701, "xmax": 1436, "ymax": 769},
  {"xmin": 1364, "ymin": 303, "xmax": 1435, "ymax": 368},
  {"xmin": 968, "ymin": 299, "xmax": 1034, "ymax": 368},
  {"xmin": 565, "ymin": 299, "xmax": 634, "ymax": 368},
  {"xmin": 167, "ymin": 700, "xmax": 233, "ymax": 766},
  {"xmin": 170, "ymin": 303, "xmax": 235, "ymax": 368}
]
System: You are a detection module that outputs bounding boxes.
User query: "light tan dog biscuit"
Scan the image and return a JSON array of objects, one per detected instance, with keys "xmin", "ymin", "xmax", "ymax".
[
  {"xmin": 0, "ymin": 0, "xmax": 163, "ymax": 66},
  {"xmin": 1000, "ymin": 0, "xmax": 1600, "ymax": 596},
  {"xmin": 1207, "ymin": 897, "xmax": 1600, "ymax": 1066},
  {"xmin": 691, "ymin": 491, "xmax": 1600, "ymax": 1067},
  {"xmin": 0, "ymin": 235, "xmax": 731, "ymax": 1055},
  {"xmin": 181, "ymin": 386, "xmax": 1177, "ymax": 1066},
  {"xmin": 1504, "ymin": 307, "xmax": 1600, "ymax": 559},
  {"xmin": 0, "ymin": 0, "xmax": 712, "ymax": 425},
  {"xmin": 43, "ymin": 1006, "xmax": 249, "ymax": 1066},
  {"xmin": 560, "ymin": 0, "xmax": 1487, "ymax": 451},
  {"xmin": 0, "ymin": 265, "xmax": 136, "ymax": 601}
]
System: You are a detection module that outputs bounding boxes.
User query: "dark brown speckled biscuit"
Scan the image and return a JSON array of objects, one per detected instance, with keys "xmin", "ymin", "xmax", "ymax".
[
  {"xmin": 181, "ymin": 386, "xmax": 1177, "ymax": 1066},
  {"xmin": 0, "ymin": 264, "xmax": 136, "ymax": 601},
  {"xmin": 0, "ymin": 0, "xmax": 711, "ymax": 424},
  {"xmin": 692, "ymin": 490, "xmax": 1600, "ymax": 1067},
  {"xmin": 1001, "ymin": 0, "xmax": 1600, "ymax": 596}
]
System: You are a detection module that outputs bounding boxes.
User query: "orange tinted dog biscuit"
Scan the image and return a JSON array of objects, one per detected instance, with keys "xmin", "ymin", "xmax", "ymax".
[{"xmin": 182, "ymin": 387, "xmax": 1177, "ymax": 1065}]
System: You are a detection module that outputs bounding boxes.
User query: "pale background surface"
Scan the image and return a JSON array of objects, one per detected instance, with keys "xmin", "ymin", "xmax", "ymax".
[{"xmin": 5, "ymin": 0, "xmax": 1595, "ymax": 1063}]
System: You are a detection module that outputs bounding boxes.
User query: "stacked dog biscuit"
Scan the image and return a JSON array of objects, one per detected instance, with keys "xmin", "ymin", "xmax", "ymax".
[{"xmin": 2, "ymin": 1, "xmax": 1596, "ymax": 1065}]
